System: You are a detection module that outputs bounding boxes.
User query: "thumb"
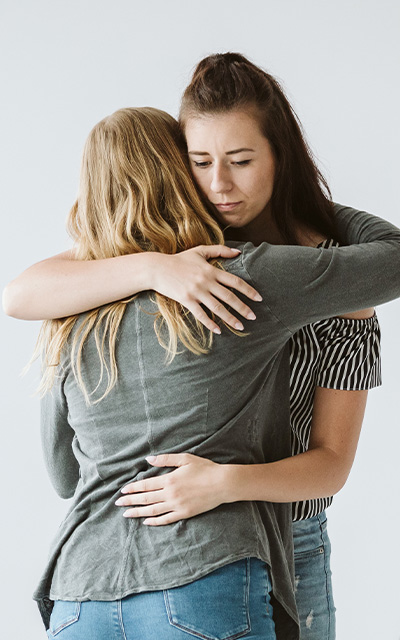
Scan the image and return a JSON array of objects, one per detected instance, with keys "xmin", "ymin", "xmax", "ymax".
[{"xmin": 146, "ymin": 453, "xmax": 192, "ymax": 468}]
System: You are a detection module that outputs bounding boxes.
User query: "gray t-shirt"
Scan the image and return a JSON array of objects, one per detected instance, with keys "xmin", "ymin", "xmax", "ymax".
[{"xmin": 35, "ymin": 205, "xmax": 400, "ymax": 639}]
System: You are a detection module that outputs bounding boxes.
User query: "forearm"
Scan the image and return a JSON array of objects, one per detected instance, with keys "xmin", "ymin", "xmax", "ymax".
[
  {"xmin": 333, "ymin": 203, "xmax": 400, "ymax": 245},
  {"xmin": 223, "ymin": 447, "xmax": 349, "ymax": 504},
  {"xmin": 119, "ymin": 388, "xmax": 366, "ymax": 524},
  {"xmin": 3, "ymin": 251, "xmax": 158, "ymax": 320}
]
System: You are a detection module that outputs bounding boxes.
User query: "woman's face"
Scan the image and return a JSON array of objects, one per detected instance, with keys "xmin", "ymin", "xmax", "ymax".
[{"xmin": 185, "ymin": 109, "xmax": 275, "ymax": 232}]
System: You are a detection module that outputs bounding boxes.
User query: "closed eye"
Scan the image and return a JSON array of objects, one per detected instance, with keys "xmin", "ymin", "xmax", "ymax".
[
  {"xmin": 192, "ymin": 159, "xmax": 252, "ymax": 168},
  {"xmin": 193, "ymin": 161, "xmax": 211, "ymax": 168}
]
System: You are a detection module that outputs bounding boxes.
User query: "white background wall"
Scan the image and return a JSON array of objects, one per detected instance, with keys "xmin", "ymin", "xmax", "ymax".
[{"xmin": 1, "ymin": 1, "xmax": 399, "ymax": 638}]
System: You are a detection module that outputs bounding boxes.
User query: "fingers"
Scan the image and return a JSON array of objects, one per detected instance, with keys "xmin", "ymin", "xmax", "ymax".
[
  {"xmin": 175, "ymin": 245, "xmax": 263, "ymax": 333},
  {"xmin": 143, "ymin": 513, "xmax": 180, "ymax": 526},
  {"xmin": 146, "ymin": 453, "xmax": 192, "ymax": 467},
  {"xmin": 122, "ymin": 501, "xmax": 170, "ymax": 519},
  {"xmin": 186, "ymin": 297, "xmax": 245, "ymax": 333},
  {"xmin": 120, "ymin": 477, "xmax": 164, "ymax": 494},
  {"xmin": 116, "ymin": 489, "xmax": 164, "ymax": 507},
  {"xmin": 183, "ymin": 300, "xmax": 223, "ymax": 335},
  {"xmin": 213, "ymin": 286, "xmax": 256, "ymax": 321},
  {"xmin": 119, "ymin": 454, "xmax": 192, "ymax": 496},
  {"xmin": 121, "ymin": 499, "xmax": 182, "ymax": 525},
  {"xmin": 217, "ymin": 270, "xmax": 262, "ymax": 302},
  {"xmin": 199, "ymin": 295, "xmax": 246, "ymax": 331},
  {"xmin": 196, "ymin": 245, "xmax": 242, "ymax": 260},
  {"xmin": 196, "ymin": 246, "xmax": 262, "ymax": 303},
  {"xmin": 211, "ymin": 283, "xmax": 259, "ymax": 321}
]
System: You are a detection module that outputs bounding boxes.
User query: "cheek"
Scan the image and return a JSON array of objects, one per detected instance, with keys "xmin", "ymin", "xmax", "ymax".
[
  {"xmin": 254, "ymin": 166, "xmax": 275, "ymax": 201},
  {"xmin": 245, "ymin": 173, "xmax": 272, "ymax": 204},
  {"xmin": 191, "ymin": 170, "xmax": 209, "ymax": 195}
]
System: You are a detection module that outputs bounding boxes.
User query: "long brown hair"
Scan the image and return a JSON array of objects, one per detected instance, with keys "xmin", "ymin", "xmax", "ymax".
[
  {"xmin": 35, "ymin": 107, "xmax": 227, "ymax": 404},
  {"xmin": 180, "ymin": 52, "xmax": 342, "ymax": 245}
]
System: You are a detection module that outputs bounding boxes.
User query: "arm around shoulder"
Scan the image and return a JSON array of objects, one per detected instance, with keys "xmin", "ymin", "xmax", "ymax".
[
  {"xmin": 2, "ymin": 250, "xmax": 157, "ymax": 320},
  {"xmin": 3, "ymin": 245, "xmax": 261, "ymax": 332},
  {"xmin": 241, "ymin": 207, "xmax": 400, "ymax": 333}
]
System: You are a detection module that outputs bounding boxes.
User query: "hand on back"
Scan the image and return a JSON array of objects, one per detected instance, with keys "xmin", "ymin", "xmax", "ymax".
[{"xmin": 151, "ymin": 245, "xmax": 262, "ymax": 334}]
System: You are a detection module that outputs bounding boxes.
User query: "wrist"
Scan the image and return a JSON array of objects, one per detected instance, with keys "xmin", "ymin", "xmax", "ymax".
[
  {"xmin": 132, "ymin": 252, "xmax": 162, "ymax": 291},
  {"xmin": 148, "ymin": 252, "xmax": 175, "ymax": 293},
  {"xmin": 218, "ymin": 464, "xmax": 243, "ymax": 504}
]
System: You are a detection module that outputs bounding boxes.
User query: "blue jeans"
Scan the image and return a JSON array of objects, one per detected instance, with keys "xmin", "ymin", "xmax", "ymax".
[
  {"xmin": 293, "ymin": 512, "xmax": 336, "ymax": 640},
  {"xmin": 46, "ymin": 558, "xmax": 276, "ymax": 640}
]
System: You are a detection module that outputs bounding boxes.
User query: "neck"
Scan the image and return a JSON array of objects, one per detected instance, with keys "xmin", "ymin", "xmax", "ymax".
[
  {"xmin": 296, "ymin": 224, "xmax": 327, "ymax": 247},
  {"xmin": 225, "ymin": 207, "xmax": 284, "ymax": 246},
  {"xmin": 224, "ymin": 210, "xmax": 327, "ymax": 248}
]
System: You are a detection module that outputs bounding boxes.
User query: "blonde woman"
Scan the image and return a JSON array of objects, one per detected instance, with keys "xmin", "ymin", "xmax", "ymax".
[{"xmin": 13, "ymin": 107, "xmax": 400, "ymax": 640}]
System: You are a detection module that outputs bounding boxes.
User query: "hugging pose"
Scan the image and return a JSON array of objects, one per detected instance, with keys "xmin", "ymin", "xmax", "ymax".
[{"xmin": 4, "ymin": 53, "xmax": 399, "ymax": 640}]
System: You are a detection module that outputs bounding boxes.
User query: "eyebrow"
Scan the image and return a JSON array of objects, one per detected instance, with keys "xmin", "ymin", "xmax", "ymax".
[{"xmin": 188, "ymin": 148, "xmax": 255, "ymax": 156}]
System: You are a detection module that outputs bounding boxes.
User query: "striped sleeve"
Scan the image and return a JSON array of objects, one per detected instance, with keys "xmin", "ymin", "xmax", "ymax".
[{"xmin": 316, "ymin": 314, "xmax": 382, "ymax": 390}]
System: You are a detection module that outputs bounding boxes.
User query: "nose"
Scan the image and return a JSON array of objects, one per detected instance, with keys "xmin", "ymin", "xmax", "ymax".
[{"xmin": 210, "ymin": 163, "xmax": 233, "ymax": 194}]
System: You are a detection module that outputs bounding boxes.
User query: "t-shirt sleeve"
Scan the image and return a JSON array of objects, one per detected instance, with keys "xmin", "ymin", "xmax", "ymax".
[
  {"xmin": 40, "ymin": 374, "xmax": 80, "ymax": 499},
  {"xmin": 237, "ymin": 205, "xmax": 400, "ymax": 334},
  {"xmin": 316, "ymin": 314, "xmax": 382, "ymax": 390}
]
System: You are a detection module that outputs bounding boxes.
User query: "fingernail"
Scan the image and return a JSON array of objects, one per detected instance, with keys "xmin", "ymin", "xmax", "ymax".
[
  {"xmin": 146, "ymin": 456, "xmax": 156, "ymax": 463},
  {"xmin": 213, "ymin": 327, "xmax": 221, "ymax": 335},
  {"xmin": 115, "ymin": 498, "xmax": 124, "ymax": 505},
  {"xmin": 235, "ymin": 322, "xmax": 244, "ymax": 331},
  {"xmin": 247, "ymin": 312, "xmax": 256, "ymax": 320},
  {"xmin": 230, "ymin": 248, "xmax": 241, "ymax": 253},
  {"xmin": 120, "ymin": 487, "xmax": 129, "ymax": 494},
  {"xmin": 254, "ymin": 294, "xmax": 262, "ymax": 301}
]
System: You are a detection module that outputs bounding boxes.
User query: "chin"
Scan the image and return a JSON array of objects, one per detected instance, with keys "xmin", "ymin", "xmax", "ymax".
[{"xmin": 218, "ymin": 215, "xmax": 245, "ymax": 227}]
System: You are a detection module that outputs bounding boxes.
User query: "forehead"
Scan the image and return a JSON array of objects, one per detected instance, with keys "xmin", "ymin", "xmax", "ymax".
[{"xmin": 184, "ymin": 109, "xmax": 265, "ymax": 149}]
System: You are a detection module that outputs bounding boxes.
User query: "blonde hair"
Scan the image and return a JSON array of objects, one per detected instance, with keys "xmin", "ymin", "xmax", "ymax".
[{"xmin": 35, "ymin": 107, "xmax": 230, "ymax": 404}]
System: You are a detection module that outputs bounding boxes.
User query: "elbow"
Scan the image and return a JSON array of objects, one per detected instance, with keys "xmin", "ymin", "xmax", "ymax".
[
  {"xmin": 3, "ymin": 280, "xmax": 27, "ymax": 319},
  {"xmin": 324, "ymin": 466, "xmax": 351, "ymax": 497},
  {"xmin": 2, "ymin": 282, "xmax": 18, "ymax": 317},
  {"xmin": 53, "ymin": 469, "xmax": 79, "ymax": 499},
  {"xmin": 58, "ymin": 488, "xmax": 76, "ymax": 500},
  {"xmin": 310, "ymin": 448, "xmax": 352, "ymax": 498},
  {"xmin": 2, "ymin": 279, "xmax": 40, "ymax": 320},
  {"xmin": 328, "ymin": 477, "xmax": 347, "ymax": 497},
  {"xmin": 55, "ymin": 482, "xmax": 78, "ymax": 500}
]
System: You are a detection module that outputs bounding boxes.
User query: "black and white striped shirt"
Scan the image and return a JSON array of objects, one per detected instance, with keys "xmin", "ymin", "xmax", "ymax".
[{"xmin": 290, "ymin": 240, "xmax": 382, "ymax": 521}]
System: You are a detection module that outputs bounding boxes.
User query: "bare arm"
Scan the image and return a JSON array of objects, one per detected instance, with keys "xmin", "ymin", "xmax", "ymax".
[
  {"xmin": 223, "ymin": 386, "xmax": 367, "ymax": 503},
  {"xmin": 115, "ymin": 385, "xmax": 368, "ymax": 524},
  {"xmin": 2, "ymin": 245, "xmax": 262, "ymax": 333}
]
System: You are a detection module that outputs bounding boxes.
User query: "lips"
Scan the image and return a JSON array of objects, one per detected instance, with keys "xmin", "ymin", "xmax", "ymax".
[{"xmin": 214, "ymin": 202, "xmax": 242, "ymax": 211}]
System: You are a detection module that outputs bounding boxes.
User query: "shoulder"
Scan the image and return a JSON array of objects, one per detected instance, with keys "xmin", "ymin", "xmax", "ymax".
[
  {"xmin": 313, "ymin": 312, "xmax": 381, "ymax": 350},
  {"xmin": 315, "ymin": 313, "xmax": 381, "ymax": 390}
]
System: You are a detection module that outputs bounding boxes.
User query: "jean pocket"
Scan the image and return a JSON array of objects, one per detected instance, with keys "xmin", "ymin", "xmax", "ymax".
[
  {"xmin": 294, "ymin": 544, "xmax": 325, "ymax": 561},
  {"xmin": 163, "ymin": 560, "xmax": 251, "ymax": 640},
  {"xmin": 48, "ymin": 601, "xmax": 81, "ymax": 636}
]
